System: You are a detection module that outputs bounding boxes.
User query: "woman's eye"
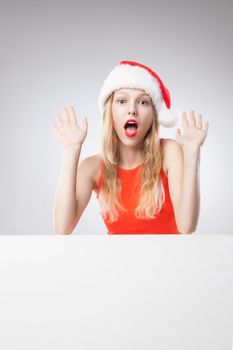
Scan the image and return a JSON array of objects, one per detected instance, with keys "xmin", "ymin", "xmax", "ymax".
[{"xmin": 116, "ymin": 99, "xmax": 149, "ymax": 104}]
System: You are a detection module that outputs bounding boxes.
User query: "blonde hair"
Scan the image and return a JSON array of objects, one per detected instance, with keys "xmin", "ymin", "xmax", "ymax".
[{"xmin": 98, "ymin": 93, "xmax": 165, "ymax": 223}]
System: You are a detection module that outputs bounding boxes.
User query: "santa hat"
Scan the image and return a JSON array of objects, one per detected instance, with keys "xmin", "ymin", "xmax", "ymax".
[{"xmin": 97, "ymin": 60, "xmax": 180, "ymax": 127}]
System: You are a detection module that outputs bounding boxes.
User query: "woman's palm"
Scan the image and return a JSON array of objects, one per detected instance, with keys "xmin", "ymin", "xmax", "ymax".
[{"xmin": 51, "ymin": 106, "xmax": 88, "ymax": 148}]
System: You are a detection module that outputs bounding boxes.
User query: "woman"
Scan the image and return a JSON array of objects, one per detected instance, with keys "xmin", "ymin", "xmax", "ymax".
[{"xmin": 51, "ymin": 60, "xmax": 209, "ymax": 234}]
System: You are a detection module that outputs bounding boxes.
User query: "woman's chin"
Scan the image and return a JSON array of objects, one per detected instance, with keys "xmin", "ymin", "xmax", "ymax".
[{"xmin": 117, "ymin": 134, "xmax": 144, "ymax": 147}]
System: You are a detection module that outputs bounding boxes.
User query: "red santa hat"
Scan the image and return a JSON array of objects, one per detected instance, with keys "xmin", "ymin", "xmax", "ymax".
[{"xmin": 98, "ymin": 60, "xmax": 180, "ymax": 127}]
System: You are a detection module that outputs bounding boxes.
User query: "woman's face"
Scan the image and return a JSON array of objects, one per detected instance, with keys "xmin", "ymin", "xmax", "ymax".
[{"xmin": 111, "ymin": 88, "xmax": 154, "ymax": 146}]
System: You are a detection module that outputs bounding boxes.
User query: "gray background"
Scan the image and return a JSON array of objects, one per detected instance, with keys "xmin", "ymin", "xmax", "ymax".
[{"xmin": 0, "ymin": 0, "xmax": 232, "ymax": 234}]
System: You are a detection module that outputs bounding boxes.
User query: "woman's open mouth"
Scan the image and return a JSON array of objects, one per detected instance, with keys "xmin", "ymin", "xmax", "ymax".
[{"xmin": 124, "ymin": 119, "xmax": 138, "ymax": 138}]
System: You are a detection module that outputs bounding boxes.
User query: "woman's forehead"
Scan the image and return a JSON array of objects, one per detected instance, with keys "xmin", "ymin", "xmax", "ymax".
[{"xmin": 114, "ymin": 88, "xmax": 148, "ymax": 96}]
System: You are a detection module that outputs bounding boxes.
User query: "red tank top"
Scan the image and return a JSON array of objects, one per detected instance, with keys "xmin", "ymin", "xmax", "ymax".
[{"xmin": 96, "ymin": 161, "xmax": 181, "ymax": 235}]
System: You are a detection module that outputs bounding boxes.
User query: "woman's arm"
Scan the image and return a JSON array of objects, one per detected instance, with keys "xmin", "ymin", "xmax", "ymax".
[
  {"xmin": 178, "ymin": 147, "xmax": 200, "ymax": 233},
  {"xmin": 52, "ymin": 146, "xmax": 81, "ymax": 234},
  {"xmin": 51, "ymin": 106, "xmax": 88, "ymax": 234},
  {"xmin": 165, "ymin": 111, "xmax": 209, "ymax": 234},
  {"xmin": 52, "ymin": 150, "xmax": 96, "ymax": 235},
  {"xmin": 167, "ymin": 142, "xmax": 201, "ymax": 233}
]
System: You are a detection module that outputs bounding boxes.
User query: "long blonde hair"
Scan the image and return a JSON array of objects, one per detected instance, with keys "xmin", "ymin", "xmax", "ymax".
[{"xmin": 98, "ymin": 93, "xmax": 165, "ymax": 223}]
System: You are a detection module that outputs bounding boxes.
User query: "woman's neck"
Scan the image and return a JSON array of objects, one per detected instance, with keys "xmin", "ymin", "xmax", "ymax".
[{"xmin": 118, "ymin": 143, "xmax": 143, "ymax": 170}]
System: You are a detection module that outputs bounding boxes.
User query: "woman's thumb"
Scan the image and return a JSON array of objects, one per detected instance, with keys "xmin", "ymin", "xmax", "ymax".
[{"xmin": 82, "ymin": 117, "xmax": 88, "ymax": 130}]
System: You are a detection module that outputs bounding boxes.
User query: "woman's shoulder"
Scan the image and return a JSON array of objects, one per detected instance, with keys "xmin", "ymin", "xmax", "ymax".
[
  {"xmin": 160, "ymin": 137, "xmax": 181, "ymax": 153},
  {"xmin": 160, "ymin": 137, "xmax": 179, "ymax": 148},
  {"xmin": 80, "ymin": 154, "xmax": 102, "ymax": 192},
  {"xmin": 81, "ymin": 153, "xmax": 102, "ymax": 165}
]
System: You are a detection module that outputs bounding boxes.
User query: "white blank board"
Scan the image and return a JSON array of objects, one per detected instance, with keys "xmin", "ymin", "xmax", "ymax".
[{"xmin": 0, "ymin": 234, "xmax": 232, "ymax": 350}]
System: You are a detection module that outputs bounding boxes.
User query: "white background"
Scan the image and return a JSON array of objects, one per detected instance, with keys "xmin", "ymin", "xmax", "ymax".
[{"xmin": 0, "ymin": 235, "xmax": 233, "ymax": 349}]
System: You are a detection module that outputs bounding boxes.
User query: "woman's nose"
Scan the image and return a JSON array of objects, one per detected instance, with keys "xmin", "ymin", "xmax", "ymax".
[
  {"xmin": 127, "ymin": 100, "xmax": 138, "ymax": 116},
  {"xmin": 128, "ymin": 110, "xmax": 137, "ymax": 116}
]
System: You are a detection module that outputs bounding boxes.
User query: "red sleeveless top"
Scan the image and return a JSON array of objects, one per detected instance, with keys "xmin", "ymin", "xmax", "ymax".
[{"xmin": 96, "ymin": 159, "xmax": 181, "ymax": 234}]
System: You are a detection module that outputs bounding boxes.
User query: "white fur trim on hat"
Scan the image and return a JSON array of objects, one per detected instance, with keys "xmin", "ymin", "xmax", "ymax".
[
  {"xmin": 98, "ymin": 62, "xmax": 180, "ymax": 128},
  {"xmin": 98, "ymin": 64, "xmax": 162, "ymax": 113}
]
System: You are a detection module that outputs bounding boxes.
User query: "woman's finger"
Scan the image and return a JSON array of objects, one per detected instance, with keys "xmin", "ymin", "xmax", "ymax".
[
  {"xmin": 204, "ymin": 122, "xmax": 209, "ymax": 132},
  {"xmin": 67, "ymin": 105, "xmax": 78, "ymax": 125},
  {"xmin": 81, "ymin": 117, "xmax": 88, "ymax": 132},
  {"xmin": 189, "ymin": 111, "xmax": 196, "ymax": 127},
  {"xmin": 182, "ymin": 112, "xmax": 189, "ymax": 128},
  {"xmin": 196, "ymin": 114, "xmax": 203, "ymax": 129},
  {"xmin": 63, "ymin": 107, "xmax": 70, "ymax": 122}
]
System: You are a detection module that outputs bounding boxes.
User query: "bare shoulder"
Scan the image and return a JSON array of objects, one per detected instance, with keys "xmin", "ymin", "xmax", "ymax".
[
  {"xmin": 78, "ymin": 154, "xmax": 102, "ymax": 192},
  {"xmin": 160, "ymin": 138, "xmax": 183, "ymax": 175},
  {"xmin": 160, "ymin": 138, "xmax": 181, "ymax": 153}
]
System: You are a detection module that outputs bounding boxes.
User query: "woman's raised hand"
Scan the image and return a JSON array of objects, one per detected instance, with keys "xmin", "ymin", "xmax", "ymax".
[
  {"xmin": 51, "ymin": 106, "xmax": 88, "ymax": 148},
  {"xmin": 175, "ymin": 111, "xmax": 209, "ymax": 152}
]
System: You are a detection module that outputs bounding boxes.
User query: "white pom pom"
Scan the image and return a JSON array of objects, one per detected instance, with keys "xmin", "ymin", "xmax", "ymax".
[{"xmin": 158, "ymin": 107, "xmax": 181, "ymax": 128}]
